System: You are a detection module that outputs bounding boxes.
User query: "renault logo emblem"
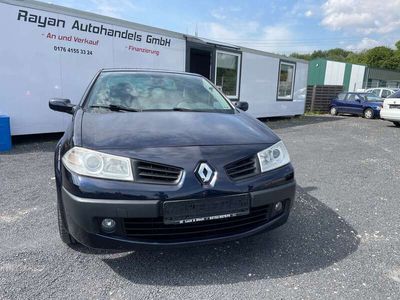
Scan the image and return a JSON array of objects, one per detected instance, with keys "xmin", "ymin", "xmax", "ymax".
[{"xmin": 195, "ymin": 162, "xmax": 216, "ymax": 185}]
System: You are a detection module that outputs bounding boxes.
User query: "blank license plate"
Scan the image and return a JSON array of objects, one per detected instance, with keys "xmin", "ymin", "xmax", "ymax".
[{"xmin": 163, "ymin": 195, "xmax": 250, "ymax": 225}]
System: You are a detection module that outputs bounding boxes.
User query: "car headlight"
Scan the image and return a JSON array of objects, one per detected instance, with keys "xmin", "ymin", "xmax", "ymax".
[
  {"xmin": 376, "ymin": 106, "xmax": 381, "ymax": 110},
  {"xmin": 257, "ymin": 141, "xmax": 290, "ymax": 173},
  {"xmin": 62, "ymin": 147, "xmax": 133, "ymax": 181}
]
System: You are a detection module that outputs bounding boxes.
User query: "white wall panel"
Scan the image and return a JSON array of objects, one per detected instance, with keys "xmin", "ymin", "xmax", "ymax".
[
  {"xmin": 324, "ymin": 61, "xmax": 346, "ymax": 85},
  {"xmin": 240, "ymin": 52, "xmax": 307, "ymax": 118},
  {"xmin": 348, "ymin": 65, "xmax": 366, "ymax": 92}
]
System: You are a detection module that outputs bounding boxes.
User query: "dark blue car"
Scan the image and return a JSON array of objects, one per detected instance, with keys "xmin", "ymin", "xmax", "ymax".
[
  {"xmin": 330, "ymin": 92, "xmax": 383, "ymax": 119},
  {"xmin": 49, "ymin": 69, "xmax": 295, "ymax": 250}
]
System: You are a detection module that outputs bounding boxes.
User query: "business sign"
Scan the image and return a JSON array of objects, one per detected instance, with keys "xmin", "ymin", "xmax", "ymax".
[{"xmin": 0, "ymin": 3, "xmax": 186, "ymax": 134}]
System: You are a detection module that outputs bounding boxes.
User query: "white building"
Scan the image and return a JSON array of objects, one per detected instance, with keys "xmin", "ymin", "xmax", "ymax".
[{"xmin": 0, "ymin": 0, "xmax": 308, "ymax": 135}]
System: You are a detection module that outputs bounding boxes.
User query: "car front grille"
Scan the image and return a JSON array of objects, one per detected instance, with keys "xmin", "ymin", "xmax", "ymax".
[
  {"xmin": 389, "ymin": 104, "xmax": 400, "ymax": 109},
  {"xmin": 123, "ymin": 204, "xmax": 273, "ymax": 242},
  {"xmin": 225, "ymin": 156, "xmax": 260, "ymax": 180},
  {"xmin": 134, "ymin": 161, "xmax": 183, "ymax": 184}
]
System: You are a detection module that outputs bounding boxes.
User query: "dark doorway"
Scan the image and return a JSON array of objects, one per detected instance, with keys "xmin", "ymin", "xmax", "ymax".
[{"xmin": 189, "ymin": 49, "xmax": 212, "ymax": 80}]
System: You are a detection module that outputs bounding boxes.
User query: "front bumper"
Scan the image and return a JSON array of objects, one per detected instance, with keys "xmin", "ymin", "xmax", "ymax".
[
  {"xmin": 61, "ymin": 181, "xmax": 296, "ymax": 249},
  {"xmin": 380, "ymin": 108, "xmax": 400, "ymax": 121}
]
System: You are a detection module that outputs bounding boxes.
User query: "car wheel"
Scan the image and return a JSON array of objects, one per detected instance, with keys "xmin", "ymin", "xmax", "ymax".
[
  {"xmin": 57, "ymin": 198, "xmax": 77, "ymax": 246},
  {"xmin": 393, "ymin": 121, "xmax": 400, "ymax": 127},
  {"xmin": 330, "ymin": 107, "xmax": 338, "ymax": 116},
  {"xmin": 363, "ymin": 108, "xmax": 374, "ymax": 119}
]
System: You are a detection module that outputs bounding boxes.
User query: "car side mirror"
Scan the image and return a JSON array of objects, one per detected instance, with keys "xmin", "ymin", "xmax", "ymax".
[
  {"xmin": 235, "ymin": 101, "xmax": 249, "ymax": 111},
  {"xmin": 355, "ymin": 99, "xmax": 361, "ymax": 102},
  {"xmin": 49, "ymin": 98, "xmax": 76, "ymax": 114}
]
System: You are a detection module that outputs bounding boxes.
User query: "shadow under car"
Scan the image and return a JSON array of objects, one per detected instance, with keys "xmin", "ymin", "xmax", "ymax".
[{"xmin": 101, "ymin": 185, "xmax": 360, "ymax": 286}]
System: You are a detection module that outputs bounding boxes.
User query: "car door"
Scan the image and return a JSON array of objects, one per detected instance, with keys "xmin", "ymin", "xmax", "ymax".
[
  {"xmin": 346, "ymin": 94, "xmax": 363, "ymax": 115},
  {"xmin": 333, "ymin": 92, "xmax": 347, "ymax": 112},
  {"xmin": 353, "ymin": 94, "xmax": 365, "ymax": 115}
]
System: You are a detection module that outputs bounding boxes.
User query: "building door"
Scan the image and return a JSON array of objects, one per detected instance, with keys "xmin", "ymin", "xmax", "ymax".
[
  {"xmin": 186, "ymin": 41, "xmax": 242, "ymax": 100},
  {"xmin": 189, "ymin": 49, "xmax": 212, "ymax": 79},
  {"xmin": 186, "ymin": 42, "xmax": 214, "ymax": 81}
]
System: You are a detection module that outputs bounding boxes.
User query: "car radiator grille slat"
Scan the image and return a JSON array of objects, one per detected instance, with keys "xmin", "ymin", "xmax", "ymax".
[
  {"xmin": 123, "ymin": 204, "xmax": 271, "ymax": 241},
  {"xmin": 225, "ymin": 156, "xmax": 259, "ymax": 180},
  {"xmin": 134, "ymin": 161, "xmax": 182, "ymax": 184},
  {"xmin": 124, "ymin": 206, "xmax": 269, "ymax": 227}
]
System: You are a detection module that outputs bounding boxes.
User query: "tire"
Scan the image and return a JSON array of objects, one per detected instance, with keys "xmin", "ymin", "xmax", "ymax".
[
  {"xmin": 393, "ymin": 121, "xmax": 400, "ymax": 127},
  {"xmin": 363, "ymin": 108, "xmax": 374, "ymax": 119},
  {"xmin": 57, "ymin": 198, "xmax": 77, "ymax": 246},
  {"xmin": 330, "ymin": 107, "xmax": 338, "ymax": 116}
]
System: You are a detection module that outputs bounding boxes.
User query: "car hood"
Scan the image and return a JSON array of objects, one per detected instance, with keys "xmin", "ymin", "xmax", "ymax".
[{"xmin": 80, "ymin": 111, "xmax": 279, "ymax": 149}]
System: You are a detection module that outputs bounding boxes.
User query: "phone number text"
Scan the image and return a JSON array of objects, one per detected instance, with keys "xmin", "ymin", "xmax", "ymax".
[{"xmin": 53, "ymin": 46, "xmax": 94, "ymax": 55}]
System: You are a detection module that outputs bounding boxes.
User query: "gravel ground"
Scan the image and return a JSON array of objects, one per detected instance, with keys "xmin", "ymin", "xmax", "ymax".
[{"xmin": 0, "ymin": 115, "xmax": 399, "ymax": 299}]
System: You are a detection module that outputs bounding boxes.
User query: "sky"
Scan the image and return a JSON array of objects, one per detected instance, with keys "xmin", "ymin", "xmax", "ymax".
[{"xmin": 49, "ymin": 0, "xmax": 400, "ymax": 55}]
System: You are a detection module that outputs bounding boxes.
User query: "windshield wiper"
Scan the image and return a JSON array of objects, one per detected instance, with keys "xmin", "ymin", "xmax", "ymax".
[
  {"xmin": 171, "ymin": 107, "xmax": 194, "ymax": 111},
  {"xmin": 89, "ymin": 104, "xmax": 140, "ymax": 112}
]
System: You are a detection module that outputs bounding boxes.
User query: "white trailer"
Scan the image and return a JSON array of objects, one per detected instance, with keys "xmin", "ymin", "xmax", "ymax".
[{"xmin": 0, "ymin": 0, "xmax": 308, "ymax": 135}]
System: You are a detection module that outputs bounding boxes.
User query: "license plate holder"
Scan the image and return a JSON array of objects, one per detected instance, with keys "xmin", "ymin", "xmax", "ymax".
[{"xmin": 163, "ymin": 195, "xmax": 250, "ymax": 225}]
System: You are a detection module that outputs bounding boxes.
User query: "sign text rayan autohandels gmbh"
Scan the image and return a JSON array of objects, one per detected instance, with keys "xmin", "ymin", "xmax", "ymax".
[{"xmin": 17, "ymin": 9, "xmax": 172, "ymax": 47}]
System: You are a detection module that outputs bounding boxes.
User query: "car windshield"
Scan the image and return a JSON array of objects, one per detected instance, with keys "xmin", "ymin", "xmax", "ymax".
[
  {"xmin": 85, "ymin": 72, "xmax": 234, "ymax": 113},
  {"xmin": 361, "ymin": 93, "xmax": 382, "ymax": 102}
]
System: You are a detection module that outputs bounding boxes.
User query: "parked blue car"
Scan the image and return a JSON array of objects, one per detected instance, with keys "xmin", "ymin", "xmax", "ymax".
[{"xmin": 330, "ymin": 92, "xmax": 383, "ymax": 119}]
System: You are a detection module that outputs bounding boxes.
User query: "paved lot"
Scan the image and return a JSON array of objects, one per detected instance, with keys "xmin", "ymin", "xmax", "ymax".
[{"xmin": 0, "ymin": 115, "xmax": 399, "ymax": 299}]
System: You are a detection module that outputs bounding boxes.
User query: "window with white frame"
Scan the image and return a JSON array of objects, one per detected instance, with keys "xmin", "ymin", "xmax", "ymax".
[
  {"xmin": 215, "ymin": 51, "xmax": 241, "ymax": 99},
  {"xmin": 277, "ymin": 61, "xmax": 295, "ymax": 100}
]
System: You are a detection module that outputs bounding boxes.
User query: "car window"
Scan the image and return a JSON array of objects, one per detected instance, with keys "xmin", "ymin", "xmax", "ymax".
[
  {"xmin": 368, "ymin": 89, "xmax": 380, "ymax": 96},
  {"xmin": 381, "ymin": 89, "xmax": 392, "ymax": 98},
  {"xmin": 347, "ymin": 94, "xmax": 360, "ymax": 101},
  {"xmin": 85, "ymin": 72, "xmax": 234, "ymax": 112},
  {"xmin": 337, "ymin": 93, "xmax": 346, "ymax": 100},
  {"xmin": 361, "ymin": 93, "xmax": 382, "ymax": 102},
  {"xmin": 388, "ymin": 90, "xmax": 400, "ymax": 98}
]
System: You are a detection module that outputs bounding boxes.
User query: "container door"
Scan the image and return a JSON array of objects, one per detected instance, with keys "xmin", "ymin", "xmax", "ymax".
[
  {"xmin": 186, "ymin": 42, "xmax": 214, "ymax": 81},
  {"xmin": 189, "ymin": 48, "xmax": 212, "ymax": 80}
]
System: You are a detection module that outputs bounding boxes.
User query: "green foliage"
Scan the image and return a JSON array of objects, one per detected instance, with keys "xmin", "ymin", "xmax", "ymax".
[
  {"xmin": 396, "ymin": 41, "xmax": 400, "ymax": 51},
  {"xmin": 290, "ymin": 41, "xmax": 400, "ymax": 71}
]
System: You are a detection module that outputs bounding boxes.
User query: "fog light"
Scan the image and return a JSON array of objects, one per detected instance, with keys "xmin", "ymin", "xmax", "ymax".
[
  {"xmin": 274, "ymin": 201, "xmax": 283, "ymax": 212},
  {"xmin": 101, "ymin": 218, "xmax": 116, "ymax": 233}
]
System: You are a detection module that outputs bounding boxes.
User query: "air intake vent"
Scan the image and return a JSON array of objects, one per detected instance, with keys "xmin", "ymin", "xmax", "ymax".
[
  {"xmin": 225, "ymin": 156, "xmax": 259, "ymax": 180},
  {"xmin": 134, "ymin": 161, "xmax": 183, "ymax": 184},
  {"xmin": 123, "ymin": 204, "xmax": 271, "ymax": 242}
]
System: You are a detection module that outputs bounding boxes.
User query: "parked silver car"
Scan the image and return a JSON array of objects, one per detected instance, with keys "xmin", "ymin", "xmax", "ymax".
[{"xmin": 366, "ymin": 88, "xmax": 398, "ymax": 99}]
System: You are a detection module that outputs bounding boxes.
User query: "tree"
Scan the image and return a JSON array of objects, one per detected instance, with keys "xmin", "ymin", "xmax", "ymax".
[
  {"xmin": 290, "ymin": 41, "xmax": 400, "ymax": 71},
  {"xmin": 363, "ymin": 46, "xmax": 394, "ymax": 68},
  {"xmin": 396, "ymin": 40, "xmax": 400, "ymax": 51},
  {"xmin": 381, "ymin": 53, "xmax": 400, "ymax": 71}
]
